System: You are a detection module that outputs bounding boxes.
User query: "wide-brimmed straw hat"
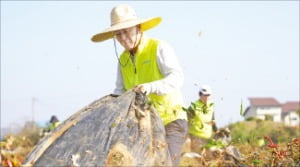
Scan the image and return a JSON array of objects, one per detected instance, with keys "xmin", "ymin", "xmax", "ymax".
[{"xmin": 91, "ymin": 4, "xmax": 162, "ymax": 42}]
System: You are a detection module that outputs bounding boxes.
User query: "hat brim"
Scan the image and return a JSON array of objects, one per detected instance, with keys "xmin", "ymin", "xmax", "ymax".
[
  {"xmin": 91, "ymin": 17, "xmax": 162, "ymax": 42},
  {"xmin": 199, "ymin": 91, "xmax": 212, "ymax": 96}
]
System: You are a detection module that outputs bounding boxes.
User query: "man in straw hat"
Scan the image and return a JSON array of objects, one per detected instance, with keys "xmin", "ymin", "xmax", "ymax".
[{"xmin": 91, "ymin": 4, "xmax": 187, "ymax": 166}]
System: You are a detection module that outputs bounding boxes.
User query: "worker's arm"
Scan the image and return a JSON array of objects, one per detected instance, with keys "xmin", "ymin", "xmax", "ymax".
[{"xmin": 113, "ymin": 63, "xmax": 126, "ymax": 95}]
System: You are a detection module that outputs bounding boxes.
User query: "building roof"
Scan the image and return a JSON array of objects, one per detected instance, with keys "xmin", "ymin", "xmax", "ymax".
[
  {"xmin": 282, "ymin": 101, "xmax": 300, "ymax": 113},
  {"xmin": 248, "ymin": 97, "xmax": 281, "ymax": 106}
]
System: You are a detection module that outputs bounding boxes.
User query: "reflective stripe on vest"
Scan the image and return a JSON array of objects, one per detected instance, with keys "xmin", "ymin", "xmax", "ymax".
[{"xmin": 120, "ymin": 36, "xmax": 186, "ymax": 125}]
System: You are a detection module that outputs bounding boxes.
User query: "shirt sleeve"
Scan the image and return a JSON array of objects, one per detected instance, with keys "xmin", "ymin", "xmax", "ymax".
[
  {"xmin": 113, "ymin": 63, "xmax": 126, "ymax": 95},
  {"xmin": 145, "ymin": 40, "xmax": 184, "ymax": 95}
]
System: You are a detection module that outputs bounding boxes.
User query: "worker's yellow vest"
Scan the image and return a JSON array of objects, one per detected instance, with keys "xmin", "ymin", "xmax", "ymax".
[
  {"xmin": 48, "ymin": 122, "xmax": 60, "ymax": 131},
  {"xmin": 119, "ymin": 36, "xmax": 186, "ymax": 125},
  {"xmin": 188, "ymin": 100, "xmax": 214, "ymax": 139}
]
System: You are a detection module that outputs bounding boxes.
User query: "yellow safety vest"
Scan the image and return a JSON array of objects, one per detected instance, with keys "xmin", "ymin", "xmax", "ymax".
[
  {"xmin": 119, "ymin": 36, "xmax": 186, "ymax": 125},
  {"xmin": 48, "ymin": 122, "xmax": 60, "ymax": 131},
  {"xmin": 188, "ymin": 100, "xmax": 214, "ymax": 139}
]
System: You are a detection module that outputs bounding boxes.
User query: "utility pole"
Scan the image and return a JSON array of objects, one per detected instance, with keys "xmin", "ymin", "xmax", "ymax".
[{"xmin": 32, "ymin": 97, "xmax": 36, "ymax": 129}]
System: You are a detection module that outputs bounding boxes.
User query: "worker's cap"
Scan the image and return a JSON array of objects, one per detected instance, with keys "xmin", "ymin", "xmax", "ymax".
[{"xmin": 199, "ymin": 85, "xmax": 212, "ymax": 96}]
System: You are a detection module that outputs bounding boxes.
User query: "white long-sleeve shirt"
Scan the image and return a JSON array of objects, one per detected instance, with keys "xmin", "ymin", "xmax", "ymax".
[{"xmin": 113, "ymin": 40, "xmax": 184, "ymax": 95}]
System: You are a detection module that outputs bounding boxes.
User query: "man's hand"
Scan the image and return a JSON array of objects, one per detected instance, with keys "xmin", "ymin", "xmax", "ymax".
[{"xmin": 133, "ymin": 84, "xmax": 150, "ymax": 95}]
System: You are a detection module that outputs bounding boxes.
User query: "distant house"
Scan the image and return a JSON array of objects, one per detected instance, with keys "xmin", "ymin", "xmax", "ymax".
[
  {"xmin": 244, "ymin": 98, "xmax": 282, "ymax": 122},
  {"xmin": 282, "ymin": 101, "xmax": 300, "ymax": 126},
  {"xmin": 243, "ymin": 97, "xmax": 300, "ymax": 126}
]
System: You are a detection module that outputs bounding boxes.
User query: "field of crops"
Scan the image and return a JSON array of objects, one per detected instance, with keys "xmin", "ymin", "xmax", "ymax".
[
  {"xmin": 180, "ymin": 136, "xmax": 300, "ymax": 166},
  {"xmin": 1, "ymin": 120, "xmax": 299, "ymax": 167}
]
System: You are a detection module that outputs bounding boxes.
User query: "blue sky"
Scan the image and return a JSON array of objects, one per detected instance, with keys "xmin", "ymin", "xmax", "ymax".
[{"xmin": 1, "ymin": 1, "xmax": 299, "ymax": 128}]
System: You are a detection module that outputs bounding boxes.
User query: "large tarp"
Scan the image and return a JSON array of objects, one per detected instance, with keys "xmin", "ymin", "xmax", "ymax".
[{"xmin": 23, "ymin": 91, "xmax": 171, "ymax": 166}]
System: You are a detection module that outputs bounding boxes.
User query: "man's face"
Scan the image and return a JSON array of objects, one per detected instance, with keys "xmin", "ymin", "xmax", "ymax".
[
  {"xmin": 200, "ymin": 93, "xmax": 210, "ymax": 103},
  {"xmin": 114, "ymin": 26, "xmax": 140, "ymax": 51}
]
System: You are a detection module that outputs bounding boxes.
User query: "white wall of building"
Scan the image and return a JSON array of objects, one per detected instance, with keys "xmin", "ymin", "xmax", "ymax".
[
  {"xmin": 283, "ymin": 112, "xmax": 300, "ymax": 126},
  {"xmin": 255, "ymin": 107, "xmax": 281, "ymax": 122},
  {"xmin": 244, "ymin": 106, "xmax": 299, "ymax": 126},
  {"xmin": 244, "ymin": 108, "xmax": 257, "ymax": 118}
]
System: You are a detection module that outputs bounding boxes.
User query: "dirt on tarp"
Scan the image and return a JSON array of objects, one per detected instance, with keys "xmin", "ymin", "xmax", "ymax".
[{"xmin": 23, "ymin": 91, "xmax": 172, "ymax": 166}]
